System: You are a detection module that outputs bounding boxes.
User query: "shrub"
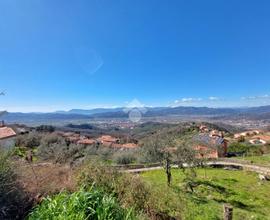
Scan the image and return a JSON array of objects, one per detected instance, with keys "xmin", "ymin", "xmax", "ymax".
[
  {"xmin": 0, "ymin": 150, "xmax": 32, "ymax": 219},
  {"xmin": 78, "ymin": 162, "xmax": 150, "ymax": 213},
  {"xmin": 114, "ymin": 152, "xmax": 136, "ymax": 165},
  {"xmin": 228, "ymin": 142, "xmax": 250, "ymax": 154},
  {"xmin": 228, "ymin": 142, "xmax": 263, "ymax": 156},
  {"xmin": 78, "ymin": 162, "xmax": 179, "ymax": 219},
  {"xmin": 41, "ymin": 133, "xmax": 62, "ymax": 146},
  {"xmin": 28, "ymin": 188, "xmax": 136, "ymax": 220},
  {"xmin": 15, "ymin": 133, "xmax": 41, "ymax": 148},
  {"xmin": 36, "ymin": 125, "xmax": 55, "ymax": 133}
]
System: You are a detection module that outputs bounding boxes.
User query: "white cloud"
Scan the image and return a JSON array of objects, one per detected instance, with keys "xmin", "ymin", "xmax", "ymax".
[
  {"xmin": 181, "ymin": 97, "xmax": 202, "ymax": 102},
  {"xmin": 208, "ymin": 96, "xmax": 220, "ymax": 101},
  {"xmin": 241, "ymin": 94, "xmax": 270, "ymax": 100}
]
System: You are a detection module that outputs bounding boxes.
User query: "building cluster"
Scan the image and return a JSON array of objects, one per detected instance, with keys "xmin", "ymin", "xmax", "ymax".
[
  {"xmin": 57, "ymin": 132, "xmax": 138, "ymax": 149},
  {"xmin": 234, "ymin": 130, "xmax": 270, "ymax": 145},
  {"xmin": 194, "ymin": 125, "xmax": 228, "ymax": 159},
  {"xmin": 234, "ymin": 130, "xmax": 261, "ymax": 139},
  {"xmin": 196, "ymin": 125, "xmax": 270, "ymax": 159}
]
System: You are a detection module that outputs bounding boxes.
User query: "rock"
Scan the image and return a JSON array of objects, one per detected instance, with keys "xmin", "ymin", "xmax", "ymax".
[{"xmin": 258, "ymin": 174, "xmax": 270, "ymax": 181}]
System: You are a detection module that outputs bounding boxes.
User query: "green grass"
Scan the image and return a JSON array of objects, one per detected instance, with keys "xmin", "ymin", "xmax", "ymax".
[
  {"xmin": 237, "ymin": 155, "xmax": 270, "ymax": 166},
  {"xmin": 27, "ymin": 187, "xmax": 136, "ymax": 220},
  {"xmin": 141, "ymin": 168, "xmax": 270, "ymax": 220}
]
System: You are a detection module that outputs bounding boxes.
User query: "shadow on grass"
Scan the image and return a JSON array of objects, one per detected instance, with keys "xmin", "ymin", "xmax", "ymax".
[
  {"xmin": 222, "ymin": 178, "xmax": 238, "ymax": 183},
  {"xmin": 195, "ymin": 180, "xmax": 235, "ymax": 196},
  {"xmin": 171, "ymin": 178, "xmax": 259, "ymax": 213},
  {"xmin": 195, "ymin": 180, "xmax": 257, "ymax": 212}
]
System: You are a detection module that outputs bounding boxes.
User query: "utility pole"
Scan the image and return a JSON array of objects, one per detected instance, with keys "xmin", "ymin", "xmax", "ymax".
[{"xmin": 0, "ymin": 90, "xmax": 7, "ymax": 118}]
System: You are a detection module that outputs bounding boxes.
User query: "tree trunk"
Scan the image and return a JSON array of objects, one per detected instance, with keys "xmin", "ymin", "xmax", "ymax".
[{"xmin": 165, "ymin": 157, "xmax": 172, "ymax": 186}]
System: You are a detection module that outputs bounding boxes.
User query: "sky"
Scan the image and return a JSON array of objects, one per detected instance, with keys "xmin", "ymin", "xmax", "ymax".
[{"xmin": 1, "ymin": 0, "xmax": 270, "ymax": 112}]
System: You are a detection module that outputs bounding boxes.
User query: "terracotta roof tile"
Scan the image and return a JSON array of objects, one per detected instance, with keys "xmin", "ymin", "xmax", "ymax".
[
  {"xmin": 0, "ymin": 127, "xmax": 16, "ymax": 139},
  {"xmin": 77, "ymin": 139, "xmax": 96, "ymax": 145},
  {"xmin": 97, "ymin": 135, "xmax": 118, "ymax": 143}
]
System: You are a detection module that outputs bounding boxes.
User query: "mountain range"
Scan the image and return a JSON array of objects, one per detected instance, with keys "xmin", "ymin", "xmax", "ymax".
[{"xmin": 1, "ymin": 105, "xmax": 270, "ymax": 125}]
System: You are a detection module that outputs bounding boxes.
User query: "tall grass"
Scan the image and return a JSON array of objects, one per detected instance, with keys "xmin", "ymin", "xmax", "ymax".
[
  {"xmin": 78, "ymin": 162, "xmax": 179, "ymax": 219},
  {"xmin": 27, "ymin": 187, "xmax": 136, "ymax": 220}
]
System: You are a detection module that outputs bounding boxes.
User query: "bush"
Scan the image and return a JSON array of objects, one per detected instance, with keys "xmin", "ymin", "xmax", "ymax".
[
  {"xmin": 36, "ymin": 125, "xmax": 55, "ymax": 133},
  {"xmin": 15, "ymin": 133, "xmax": 41, "ymax": 148},
  {"xmin": 228, "ymin": 142, "xmax": 263, "ymax": 156},
  {"xmin": 115, "ymin": 152, "xmax": 136, "ymax": 165},
  {"xmin": 78, "ymin": 162, "xmax": 150, "ymax": 212},
  {"xmin": 0, "ymin": 150, "xmax": 32, "ymax": 219},
  {"xmin": 78, "ymin": 162, "xmax": 178, "ymax": 219},
  {"xmin": 41, "ymin": 133, "xmax": 62, "ymax": 146},
  {"xmin": 28, "ymin": 187, "xmax": 136, "ymax": 220}
]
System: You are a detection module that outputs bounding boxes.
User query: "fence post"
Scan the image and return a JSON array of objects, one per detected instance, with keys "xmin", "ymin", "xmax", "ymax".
[{"xmin": 224, "ymin": 204, "xmax": 233, "ymax": 220}]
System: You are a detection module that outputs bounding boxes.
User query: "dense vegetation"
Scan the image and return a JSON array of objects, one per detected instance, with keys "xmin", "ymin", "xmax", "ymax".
[
  {"xmin": 0, "ymin": 151, "xmax": 32, "ymax": 220},
  {"xmin": 228, "ymin": 142, "xmax": 270, "ymax": 157},
  {"xmin": 28, "ymin": 187, "xmax": 136, "ymax": 220}
]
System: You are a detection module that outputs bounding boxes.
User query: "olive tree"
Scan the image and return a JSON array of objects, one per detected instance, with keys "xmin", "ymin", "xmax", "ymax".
[{"xmin": 140, "ymin": 132, "xmax": 175, "ymax": 186}]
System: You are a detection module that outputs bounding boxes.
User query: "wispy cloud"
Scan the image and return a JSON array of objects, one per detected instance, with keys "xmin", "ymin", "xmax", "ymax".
[
  {"xmin": 241, "ymin": 94, "xmax": 270, "ymax": 100},
  {"xmin": 208, "ymin": 96, "xmax": 220, "ymax": 101},
  {"xmin": 181, "ymin": 97, "xmax": 202, "ymax": 102},
  {"xmin": 173, "ymin": 97, "xmax": 203, "ymax": 106}
]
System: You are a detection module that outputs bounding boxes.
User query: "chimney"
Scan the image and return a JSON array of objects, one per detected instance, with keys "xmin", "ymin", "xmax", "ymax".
[{"xmin": 0, "ymin": 120, "xmax": 5, "ymax": 127}]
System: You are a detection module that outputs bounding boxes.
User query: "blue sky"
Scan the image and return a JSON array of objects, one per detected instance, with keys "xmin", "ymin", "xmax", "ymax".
[{"xmin": 1, "ymin": 0, "xmax": 270, "ymax": 112}]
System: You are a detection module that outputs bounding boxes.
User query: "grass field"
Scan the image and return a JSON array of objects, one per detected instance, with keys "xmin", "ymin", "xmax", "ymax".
[
  {"xmin": 141, "ymin": 168, "xmax": 270, "ymax": 220},
  {"xmin": 238, "ymin": 155, "xmax": 270, "ymax": 166}
]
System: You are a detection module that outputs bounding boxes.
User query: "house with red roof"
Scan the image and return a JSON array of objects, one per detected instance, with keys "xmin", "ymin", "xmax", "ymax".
[
  {"xmin": 193, "ymin": 134, "xmax": 228, "ymax": 159},
  {"xmin": 0, "ymin": 121, "xmax": 17, "ymax": 149}
]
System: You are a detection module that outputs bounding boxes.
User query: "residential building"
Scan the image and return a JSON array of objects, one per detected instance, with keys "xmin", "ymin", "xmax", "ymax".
[{"xmin": 0, "ymin": 121, "xmax": 17, "ymax": 150}]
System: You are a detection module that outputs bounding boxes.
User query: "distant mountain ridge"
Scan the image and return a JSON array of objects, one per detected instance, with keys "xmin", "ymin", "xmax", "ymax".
[
  {"xmin": 67, "ymin": 108, "xmax": 124, "ymax": 115},
  {"xmin": 2, "ymin": 105, "xmax": 270, "ymax": 125},
  {"xmin": 55, "ymin": 105, "xmax": 270, "ymax": 116},
  {"xmin": 90, "ymin": 105, "xmax": 270, "ymax": 118}
]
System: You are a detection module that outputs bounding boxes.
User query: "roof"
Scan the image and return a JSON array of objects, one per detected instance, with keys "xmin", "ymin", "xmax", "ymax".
[
  {"xmin": 102, "ymin": 141, "xmax": 138, "ymax": 149},
  {"xmin": 252, "ymin": 135, "xmax": 270, "ymax": 142},
  {"xmin": 0, "ymin": 127, "xmax": 16, "ymax": 140},
  {"xmin": 234, "ymin": 130, "xmax": 261, "ymax": 138},
  {"xmin": 77, "ymin": 139, "xmax": 96, "ymax": 145},
  {"xmin": 193, "ymin": 134, "xmax": 226, "ymax": 148},
  {"xmin": 97, "ymin": 135, "xmax": 118, "ymax": 143}
]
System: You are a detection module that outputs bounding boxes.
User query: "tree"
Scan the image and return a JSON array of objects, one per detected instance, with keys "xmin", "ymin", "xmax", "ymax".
[
  {"xmin": 237, "ymin": 135, "xmax": 245, "ymax": 143},
  {"xmin": 141, "ymin": 132, "xmax": 175, "ymax": 186},
  {"xmin": 174, "ymin": 138, "xmax": 200, "ymax": 191},
  {"xmin": 36, "ymin": 125, "xmax": 55, "ymax": 133},
  {"xmin": 141, "ymin": 127, "xmax": 199, "ymax": 187}
]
